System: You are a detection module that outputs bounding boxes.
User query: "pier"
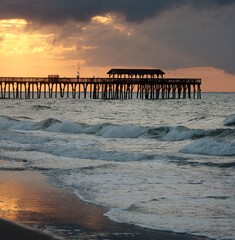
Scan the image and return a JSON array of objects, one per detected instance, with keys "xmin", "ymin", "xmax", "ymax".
[{"xmin": 0, "ymin": 69, "xmax": 201, "ymax": 99}]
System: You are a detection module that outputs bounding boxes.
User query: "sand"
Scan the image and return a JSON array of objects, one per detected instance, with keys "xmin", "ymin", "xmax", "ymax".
[{"xmin": 0, "ymin": 170, "xmax": 210, "ymax": 240}]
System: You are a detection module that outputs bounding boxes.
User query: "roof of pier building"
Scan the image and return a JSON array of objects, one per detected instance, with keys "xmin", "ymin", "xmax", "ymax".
[{"xmin": 107, "ymin": 69, "xmax": 165, "ymax": 78}]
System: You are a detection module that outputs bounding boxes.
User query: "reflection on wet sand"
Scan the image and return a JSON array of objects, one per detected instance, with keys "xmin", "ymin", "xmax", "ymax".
[{"xmin": 0, "ymin": 170, "xmax": 112, "ymax": 231}]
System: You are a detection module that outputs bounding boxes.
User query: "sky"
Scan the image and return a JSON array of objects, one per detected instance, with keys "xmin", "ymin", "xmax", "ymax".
[{"xmin": 0, "ymin": 0, "xmax": 235, "ymax": 91}]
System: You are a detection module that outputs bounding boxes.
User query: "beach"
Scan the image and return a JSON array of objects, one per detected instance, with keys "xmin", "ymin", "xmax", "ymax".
[
  {"xmin": 0, "ymin": 94, "xmax": 234, "ymax": 239},
  {"xmin": 0, "ymin": 170, "xmax": 211, "ymax": 240}
]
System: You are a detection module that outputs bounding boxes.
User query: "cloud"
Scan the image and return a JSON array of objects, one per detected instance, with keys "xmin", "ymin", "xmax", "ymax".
[
  {"xmin": 76, "ymin": 4, "xmax": 235, "ymax": 74},
  {"xmin": 0, "ymin": 0, "xmax": 235, "ymax": 24},
  {"xmin": 0, "ymin": 0, "xmax": 235, "ymax": 75}
]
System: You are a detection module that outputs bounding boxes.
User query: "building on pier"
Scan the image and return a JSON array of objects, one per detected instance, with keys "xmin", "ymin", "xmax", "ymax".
[{"xmin": 107, "ymin": 69, "xmax": 165, "ymax": 79}]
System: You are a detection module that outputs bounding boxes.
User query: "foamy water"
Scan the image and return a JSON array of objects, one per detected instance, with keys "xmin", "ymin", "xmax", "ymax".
[{"xmin": 0, "ymin": 93, "xmax": 234, "ymax": 239}]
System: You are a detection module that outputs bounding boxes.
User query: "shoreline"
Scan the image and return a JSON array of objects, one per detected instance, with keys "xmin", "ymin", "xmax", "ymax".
[{"xmin": 0, "ymin": 170, "xmax": 210, "ymax": 240}]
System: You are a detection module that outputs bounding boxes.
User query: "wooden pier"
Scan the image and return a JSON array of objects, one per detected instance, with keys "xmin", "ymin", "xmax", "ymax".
[{"xmin": 0, "ymin": 69, "xmax": 201, "ymax": 100}]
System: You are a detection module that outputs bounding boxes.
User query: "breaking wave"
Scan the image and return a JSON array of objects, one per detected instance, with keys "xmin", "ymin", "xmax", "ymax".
[
  {"xmin": 224, "ymin": 114, "xmax": 235, "ymax": 126},
  {"xmin": 180, "ymin": 138, "xmax": 235, "ymax": 156},
  {"xmin": 1, "ymin": 115, "xmax": 235, "ymax": 141}
]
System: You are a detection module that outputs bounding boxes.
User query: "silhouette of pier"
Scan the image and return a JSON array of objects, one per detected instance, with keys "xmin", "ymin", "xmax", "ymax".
[{"xmin": 0, "ymin": 69, "xmax": 201, "ymax": 99}]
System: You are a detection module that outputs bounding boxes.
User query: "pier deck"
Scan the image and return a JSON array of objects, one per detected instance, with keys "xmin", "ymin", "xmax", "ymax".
[{"xmin": 0, "ymin": 76, "xmax": 201, "ymax": 99}]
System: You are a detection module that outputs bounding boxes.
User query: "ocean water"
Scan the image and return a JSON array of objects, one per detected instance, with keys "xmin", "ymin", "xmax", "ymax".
[{"xmin": 0, "ymin": 92, "xmax": 234, "ymax": 239}]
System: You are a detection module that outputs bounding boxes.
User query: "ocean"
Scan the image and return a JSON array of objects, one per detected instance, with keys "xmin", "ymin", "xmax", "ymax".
[{"xmin": 0, "ymin": 92, "xmax": 234, "ymax": 240}]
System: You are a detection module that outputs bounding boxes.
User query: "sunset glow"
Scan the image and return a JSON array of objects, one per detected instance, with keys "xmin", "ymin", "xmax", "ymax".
[{"xmin": 0, "ymin": 18, "xmax": 28, "ymax": 28}]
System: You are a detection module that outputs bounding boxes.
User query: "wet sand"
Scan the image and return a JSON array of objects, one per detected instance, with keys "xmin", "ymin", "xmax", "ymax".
[{"xmin": 0, "ymin": 170, "xmax": 210, "ymax": 240}]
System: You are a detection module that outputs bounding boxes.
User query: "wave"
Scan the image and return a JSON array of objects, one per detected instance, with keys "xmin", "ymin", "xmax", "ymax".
[
  {"xmin": 145, "ymin": 126, "xmax": 234, "ymax": 141},
  {"xmin": 0, "ymin": 115, "xmax": 38, "ymax": 130},
  {"xmin": 32, "ymin": 104, "xmax": 52, "ymax": 111},
  {"xmin": 224, "ymin": 114, "xmax": 235, "ymax": 126},
  {"xmin": 180, "ymin": 138, "xmax": 235, "ymax": 156},
  {"xmin": 1, "ymin": 115, "xmax": 235, "ymax": 141},
  {"xmin": 202, "ymin": 161, "xmax": 235, "ymax": 168},
  {"xmin": 148, "ymin": 126, "xmax": 207, "ymax": 141},
  {"xmin": 170, "ymin": 157, "xmax": 235, "ymax": 169}
]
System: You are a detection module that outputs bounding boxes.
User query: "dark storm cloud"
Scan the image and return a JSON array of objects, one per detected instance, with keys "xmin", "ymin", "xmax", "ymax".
[
  {"xmin": 0, "ymin": 0, "xmax": 235, "ymax": 24},
  {"xmin": 77, "ymin": 2, "xmax": 235, "ymax": 74}
]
